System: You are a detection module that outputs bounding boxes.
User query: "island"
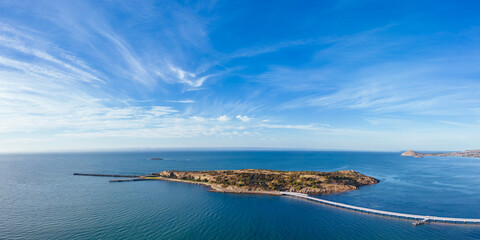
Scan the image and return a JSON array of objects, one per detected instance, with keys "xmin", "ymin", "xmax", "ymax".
[
  {"xmin": 401, "ymin": 150, "xmax": 480, "ymax": 158},
  {"xmin": 142, "ymin": 169, "xmax": 379, "ymax": 195},
  {"xmin": 150, "ymin": 157, "xmax": 164, "ymax": 160},
  {"xmin": 73, "ymin": 170, "xmax": 480, "ymax": 225}
]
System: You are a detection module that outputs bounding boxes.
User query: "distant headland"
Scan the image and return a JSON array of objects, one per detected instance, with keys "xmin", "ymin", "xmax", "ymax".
[{"xmin": 401, "ymin": 150, "xmax": 480, "ymax": 158}]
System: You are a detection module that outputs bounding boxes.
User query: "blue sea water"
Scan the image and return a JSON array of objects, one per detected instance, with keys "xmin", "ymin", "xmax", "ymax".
[{"xmin": 1, "ymin": 151, "xmax": 480, "ymax": 239}]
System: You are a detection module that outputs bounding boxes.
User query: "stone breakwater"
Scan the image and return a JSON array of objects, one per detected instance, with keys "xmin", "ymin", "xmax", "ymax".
[{"xmin": 73, "ymin": 173, "xmax": 141, "ymax": 178}]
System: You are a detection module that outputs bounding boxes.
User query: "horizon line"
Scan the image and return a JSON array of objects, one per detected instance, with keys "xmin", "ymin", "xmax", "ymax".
[{"xmin": 0, "ymin": 147, "xmax": 463, "ymax": 155}]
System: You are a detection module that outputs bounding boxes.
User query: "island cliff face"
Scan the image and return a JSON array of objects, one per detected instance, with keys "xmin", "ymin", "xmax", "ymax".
[
  {"xmin": 146, "ymin": 169, "xmax": 379, "ymax": 195},
  {"xmin": 401, "ymin": 150, "xmax": 480, "ymax": 158}
]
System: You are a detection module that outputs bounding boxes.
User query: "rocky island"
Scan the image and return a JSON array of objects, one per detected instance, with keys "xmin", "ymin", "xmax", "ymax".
[
  {"xmin": 143, "ymin": 169, "xmax": 379, "ymax": 195},
  {"xmin": 401, "ymin": 150, "xmax": 480, "ymax": 158}
]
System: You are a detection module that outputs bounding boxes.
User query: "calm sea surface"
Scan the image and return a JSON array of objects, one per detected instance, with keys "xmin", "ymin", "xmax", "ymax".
[{"xmin": 1, "ymin": 151, "xmax": 480, "ymax": 239}]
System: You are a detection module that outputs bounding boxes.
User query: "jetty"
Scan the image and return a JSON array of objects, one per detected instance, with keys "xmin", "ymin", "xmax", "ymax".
[
  {"xmin": 73, "ymin": 173, "xmax": 141, "ymax": 178},
  {"xmin": 281, "ymin": 192, "xmax": 480, "ymax": 225}
]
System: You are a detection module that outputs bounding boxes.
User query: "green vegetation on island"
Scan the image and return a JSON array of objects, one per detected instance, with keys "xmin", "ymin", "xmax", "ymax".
[{"xmin": 145, "ymin": 169, "xmax": 379, "ymax": 194}]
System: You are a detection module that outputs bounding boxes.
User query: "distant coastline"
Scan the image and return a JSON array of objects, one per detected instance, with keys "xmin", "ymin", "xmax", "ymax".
[{"xmin": 401, "ymin": 150, "xmax": 480, "ymax": 158}]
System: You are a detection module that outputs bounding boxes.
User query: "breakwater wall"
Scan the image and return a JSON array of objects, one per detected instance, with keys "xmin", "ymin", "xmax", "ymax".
[
  {"xmin": 109, "ymin": 178, "xmax": 147, "ymax": 182},
  {"xmin": 73, "ymin": 173, "xmax": 141, "ymax": 178}
]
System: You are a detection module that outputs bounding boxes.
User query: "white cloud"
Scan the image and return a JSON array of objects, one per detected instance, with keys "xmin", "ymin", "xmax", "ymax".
[
  {"xmin": 236, "ymin": 115, "xmax": 251, "ymax": 122},
  {"xmin": 217, "ymin": 115, "xmax": 230, "ymax": 122},
  {"xmin": 190, "ymin": 116, "xmax": 206, "ymax": 121},
  {"xmin": 259, "ymin": 123, "xmax": 324, "ymax": 131},
  {"xmin": 168, "ymin": 65, "xmax": 211, "ymax": 88},
  {"xmin": 148, "ymin": 106, "xmax": 178, "ymax": 117}
]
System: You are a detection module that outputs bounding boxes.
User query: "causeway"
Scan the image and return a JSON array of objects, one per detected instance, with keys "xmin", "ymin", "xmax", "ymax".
[{"xmin": 281, "ymin": 192, "xmax": 480, "ymax": 224}]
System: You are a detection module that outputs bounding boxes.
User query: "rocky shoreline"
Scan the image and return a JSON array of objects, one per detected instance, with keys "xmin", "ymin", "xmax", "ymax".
[{"xmin": 148, "ymin": 176, "xmax": 284, "ymax": 195}]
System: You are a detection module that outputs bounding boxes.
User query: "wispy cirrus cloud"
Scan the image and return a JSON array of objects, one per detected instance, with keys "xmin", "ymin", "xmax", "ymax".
[
  {"xmin": 2, "ymin": 0, "xmax": 480, "ymax": 152},
  {"xmin": 0, "ymin": 34, "xmax": 103, "ymax": 84},
  {"xmin": 277, "ymin": 52, "xmax": 480, "ymax": 117},
  {"xmin": 166, "ymin": 65, "xmax": 213, "ymax": 88},
  {"xmin": 8, "ymin": 0, "xmax": 220, "ymax": 89},
  {"xmin": 0, "ymin": 25, "xmax": 107, "ymax": 126},
  {"xmin": 167, "ymin": 99, "xmax": 196, "ymax": 103}
]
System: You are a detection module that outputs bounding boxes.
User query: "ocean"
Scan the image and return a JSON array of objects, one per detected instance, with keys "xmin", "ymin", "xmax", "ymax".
[{"xmin": 1, "ymin": 151, "xmax": 480, "ymax": 239}]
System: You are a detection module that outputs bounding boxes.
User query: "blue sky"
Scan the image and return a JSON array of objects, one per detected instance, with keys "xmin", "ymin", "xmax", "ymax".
[{"xmin": 1, "ymin": 0, "xmax": 480, "ymax": 152}]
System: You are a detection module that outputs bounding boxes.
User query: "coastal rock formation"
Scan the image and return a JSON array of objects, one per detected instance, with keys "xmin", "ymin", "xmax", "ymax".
[
  {"xmin": 149, "ymin": 169, "xmax": 379, "ymax": 195},
  {"xmin": 401, "ymin": 150, "xmax": 480, "ymax": 158},
  {"xmin": 401, "ymin": 150, "xmax": 423, "ymax": 158}
]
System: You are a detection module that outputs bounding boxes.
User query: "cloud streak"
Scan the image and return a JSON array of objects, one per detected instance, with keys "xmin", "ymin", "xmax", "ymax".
[
  {"xmin": 167, "ymin": 100, "xmax": 195, "ymax": 103},
  {"xmin": 279, "ymin": 55, "xmax": 480, "ymax": 117}
]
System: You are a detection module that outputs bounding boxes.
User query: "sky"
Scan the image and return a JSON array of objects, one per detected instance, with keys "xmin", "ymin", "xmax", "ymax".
[{"xmin": 1, "ymin": 0, "xmax": 480, "ymax": 153}]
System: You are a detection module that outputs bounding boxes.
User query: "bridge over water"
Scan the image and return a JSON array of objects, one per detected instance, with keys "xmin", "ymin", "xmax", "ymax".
[{"xmin": 280, "ymin": 192, "xmax": 480, "ymax": 225}]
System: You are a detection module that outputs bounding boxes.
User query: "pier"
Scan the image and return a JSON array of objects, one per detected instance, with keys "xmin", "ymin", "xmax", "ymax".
[{"xmin": 281, "ymin": 192, "xmax": 480, "ymax": 225}]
